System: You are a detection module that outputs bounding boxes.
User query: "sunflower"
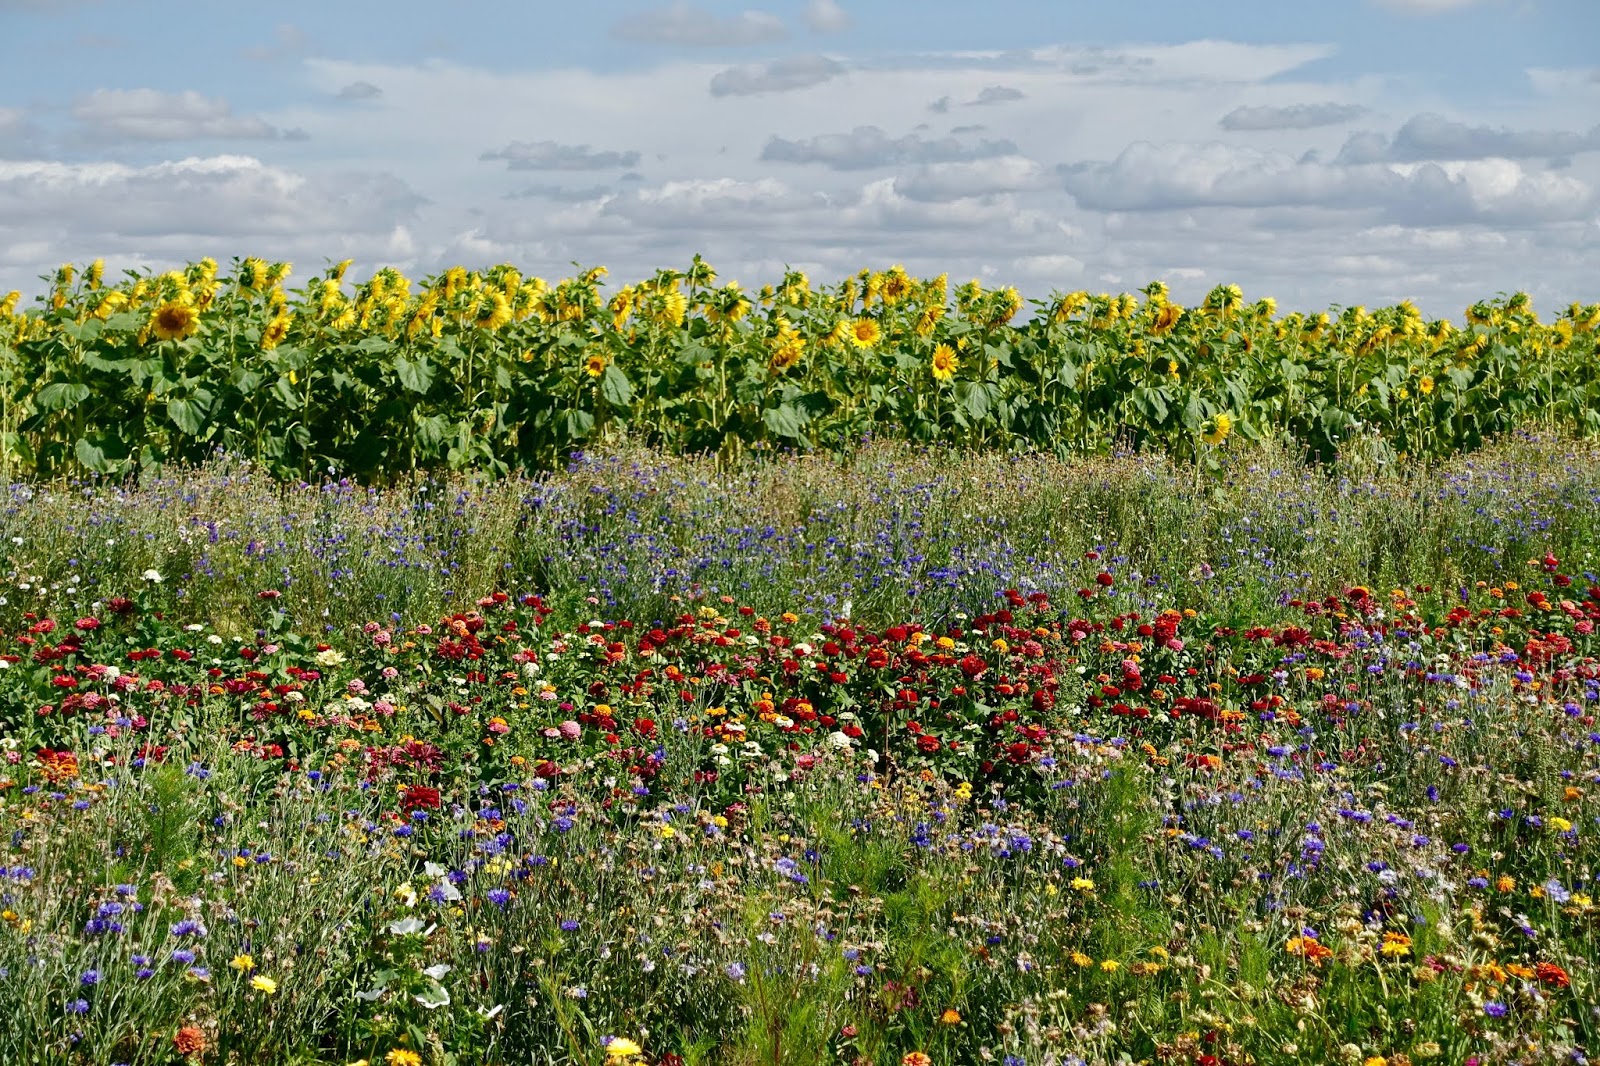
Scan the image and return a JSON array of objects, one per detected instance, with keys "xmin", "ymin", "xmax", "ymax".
[
  {"xmin": 1151, "ymin": 303, "xmax": 1182, "ymax": 335},
  {"xmin": 473, "ymin": 291, "xmax": 513, "ymax": 332},
  {"xmin": 261, "ymin": 313, "xmax": 292, "ymax": 351},
  {"xmin": 930, "ymin": 344, "xmax": 957, "ymax": 382},
  {"xmin": 1418, "ymin": 375, "xmax": 1435, "ymax": 395},
  {"xmin": 150, "ymin": 298, "xmax": 200, "ymax": 341},
  {"xmin": 849, "ymin": 318, "xmax": 881, "ymax": 349},
  {"xmin": 1200, "ymin": 412, "xmax": 1233, "ymax": 446},
  {"xmin": 585, "ymin": 353, "xmax": 607, "ymax": 378}
]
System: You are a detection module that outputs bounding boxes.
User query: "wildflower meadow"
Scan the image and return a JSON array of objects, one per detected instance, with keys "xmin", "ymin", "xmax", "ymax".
[{"xmin": 0, "ymin": 262, "xmax": 1598, "ymax": 1066}]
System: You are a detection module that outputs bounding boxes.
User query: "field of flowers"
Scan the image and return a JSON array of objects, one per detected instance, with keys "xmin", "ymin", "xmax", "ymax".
[
  {"xmin": 1, "ymin": 258, "xmax": 1598, "ymax": 479},
  {"xmin": 1, "ymin": 438, "xmax": 1598, "ymax": 1064}
]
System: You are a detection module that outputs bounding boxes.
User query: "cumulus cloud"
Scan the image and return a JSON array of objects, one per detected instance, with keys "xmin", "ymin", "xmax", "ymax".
[
  {"xmin": 481, "ymin": 140, "xmax": 643, "ymax": 171},
  {"xmin": 0, "ymin": 155, "xmax": 422, "ymax": 276},
  {"xmin": 1336, "ymin": 113, "xmax": 1600, "ymax": 163},
  {"xmin": 336, "ymin": 81, "xmax": 383, "ymax": 101},
  {"xmin": 893, "ymin": 156, "xmax": 1051, "ymax": 202},
  {"xmin": 1219, "ymin": 102, "xmax": 1367, "ymax": 131},
  {"xmin": 804, "ymin": 0, "xmax": 850, "ymax": 33},
  {"xmin": 1060, "ymin": 140, "xmax": 1597, "ymax": 225},
  {"xmin": 709, "ymin": 55, "xmax": 845, "ymax": 96},
  {"xmin": 970, "ymin": 85, "xmax": 1025, "ymax": 107},
  {"xmin": 611, "ymin": 2, "xmax": 787, "ymax": 47},
  {"xmin": 761, "ymin": 125, "xmax": 1019, "ymax": 170},
  {"xmin": 72, "ymin": 89, "xmax": 304, "ymax": 141}
]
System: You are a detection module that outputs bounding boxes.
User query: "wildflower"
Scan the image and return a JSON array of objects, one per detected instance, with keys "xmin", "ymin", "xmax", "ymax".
[
  {"xmin": 173, "ymin": 1027, "xmax": 207, "ymax": 1054},
  {"xmin": 1535, "ymin": 962, "xmax": 1570, "ymax": 988},
  {"xmin": 931, "ymin": 344, "xmax": 957, "ymax": 381},
  {"xmin": 1380, "ymin": 932, "xmax": 1412, "ymax": 958},
  {"xmin": 230, "ymin": 954, "xmax": 254, "ymax": 972},
  {"xmin": 903, "ymin": 1055, "xmax": 932, "ymax": 1066},
  {"xmin": 385, "ymin": 1052, "xmax": 422, "ymax": 1066},
  {"xmin": 1099, "ymin": 959, "xmax": 1120, "ymax": 973},
  {"xmin": 251, "ymin": 975, "xmax": 278, "ymax": 995},
  {"xmin": 605, "ymin": 1037, "xmax": 643, "ymax": 1059},
  {"xmin": 1070, "ymin": 951, "xmax": 1093, "ymax": 968},
  {"xmin": 586, "ymin": 353, "xmax": 607, "ymax": 378},
  {"xmin": 1483, "ymin": 1002, "xmax": 1507, "ymax": 1018},
  {"xmin": 940, "ymin": 1008, "xmax": 962, "ymax": 1025}
]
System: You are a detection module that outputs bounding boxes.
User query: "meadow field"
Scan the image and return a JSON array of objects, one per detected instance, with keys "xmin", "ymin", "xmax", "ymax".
[{"xmin": 0, "ymin": 261, "xmax": 1597, "ymax": 1065}]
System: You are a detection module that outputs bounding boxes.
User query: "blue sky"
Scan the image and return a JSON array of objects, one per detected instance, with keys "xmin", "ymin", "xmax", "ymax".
[{"xmin": 1, "ymin": 0, "xmax": 1596, "ymax": 313}]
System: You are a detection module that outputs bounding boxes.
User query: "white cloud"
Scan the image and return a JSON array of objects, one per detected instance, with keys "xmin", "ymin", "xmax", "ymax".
[
  {"xmin": 762, "ymin": 126, "xmax": 1020, "ymax": 169},
  {"xmin": 336, "ymin": 81, "xmax": 383, "ymax": 101},
  {"xmin": 72, "ymin": 89, "xmax": 303, "ymax": 141},
  {"xmin": 893, "ymin": 156, "xmax": 1050, "ymax": 202},
  {"xmin": 709, "ymin": 55, "xmax": 845, "ymax": 96},
  {"xmin": 970, "ymin": 85, "xmax": 1025, "ymax": 107},
  {"xmin": 611, "ymin": 2, "xmax": 787, "ymax": 47},
  {"xmin": 1219, "ymin": 103, "xmax": 1367, "ymax": 131},
  {"xmin": 0, "ymin": 156, "xmax": 422, "ymax": 279},
  {"xmin": 1369, "ymin": 0, "xmax": 1488, "ymax": 11},
  {"xmin": 1060, "ymin": 140, "xmax": 1597, "ymax": 225},
  {"xmin": 481, "ymin": 141, "xmax": 643, "ymax": 171},
  {"xmin": 804, "ymin": 0, "xmax": 850, "ymax": 33},
  {"xmin": 1336, "ymin": 113, "xmax": 1600, "ymax": 163}
]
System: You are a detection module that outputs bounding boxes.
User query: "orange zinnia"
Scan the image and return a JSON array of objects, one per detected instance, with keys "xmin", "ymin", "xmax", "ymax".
[{"xmin": 173, "ymin": 1026, "xmax": 207, "ymax": 1054}]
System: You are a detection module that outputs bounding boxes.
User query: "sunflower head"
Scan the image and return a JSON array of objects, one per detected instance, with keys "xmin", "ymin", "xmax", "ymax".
[
  {"xmin": 149, "ymin": 298, "xmax": 200, "ymax": 342},
  {"xmin": 930, "ymin": 343, "xmax": 958, "ymax": 382},
  {"xmin": 585, "ymin": 353, "xmax": 607, "ymax": 378},
  {"xmin": 849, "ymin": 318, "xmax": 882, "ymax": 349},
  {"xmin": 1200, "ymin": 412, "xmax": 1233, "ymax": 446}
]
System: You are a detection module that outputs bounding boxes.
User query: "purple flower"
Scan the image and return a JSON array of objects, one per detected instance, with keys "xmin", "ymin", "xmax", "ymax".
[
  {"xmin": 486, "ymin": 888, "xmax": 511, "ymax": 908},
  {"xmin": 66, "ymin": 999, "xmax": 90, "ymax": 1015},
  {"xmin": 80, "ymin": 970, "xmax": 101, "ymax": 986},
  {"xmin": 1484, "ymin": 1001, "xmax": 1508, "ymax": 1018}
]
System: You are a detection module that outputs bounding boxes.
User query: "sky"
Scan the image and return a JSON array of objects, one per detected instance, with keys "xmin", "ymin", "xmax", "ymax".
[{"xmin": 1, "ymin": 0, "xmax": 1597, "ymax": 315}]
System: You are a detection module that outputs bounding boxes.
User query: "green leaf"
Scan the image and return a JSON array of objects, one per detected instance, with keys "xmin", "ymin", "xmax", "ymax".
[
  {"xmin": 565, "ymin": 409, "xmax": 595, "ymax": 440},
  {"xmin": 600, "ymin": 363, "xmax": 634, "ymax": 407},
  {"xmin": 167, "ymin": 396, "xmax": 208, "ymax": 436},
  {"xmin": 762, "ymin": 403, "xmax": 805, "ymax": 439},
  {"xmin": 394, "ymin": 355, "xmax": 435, "ymax": 394},
  {"xmin": 74, "ymin": 434, "xmax": 129, "ymax": 474},
  {"xmin": 61, "ymin": 319, "xmax": 103, "ymax": 342},
  {"xmin": 35, "ymin": 382, "xmax": 91, "ymax": 412}
]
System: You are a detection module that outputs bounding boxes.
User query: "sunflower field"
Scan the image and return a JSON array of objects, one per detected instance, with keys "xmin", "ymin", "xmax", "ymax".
[{"xmin": 1, "ymin": 257, "xmax": 1597, "ymax": 480}]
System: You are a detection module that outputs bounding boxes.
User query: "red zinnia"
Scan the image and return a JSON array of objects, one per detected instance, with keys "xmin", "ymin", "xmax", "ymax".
[{"xmin": 401, "ymin": 785, "xmax": 442, "ymax": 812}]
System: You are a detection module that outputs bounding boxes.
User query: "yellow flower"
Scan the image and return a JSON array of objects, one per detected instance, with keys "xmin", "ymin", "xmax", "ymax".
[
  {"xmin": 473, "ymin": 291, "xmax": 513, "ymax": 331},
  {"xmin": 849, "ymin": 318, "xmax": 881, "ymax": 348},
  {"xmin": 250, "ymin": 974, "xmax": 278, "ymax": 995},
  {"xmin": 605, "ymin": 1037, "xmax": 643, "ymax": 1059},
  {"xmin": 1070, "ymin": 877, "xmax": 1095, "ymax": 893},
  {"xmin": 230, "ymin": 953, "xmax": 255, "ymax": 972},
  {"xmin": 1200, "ymin": 412, "xmax": 1233, "ymax": 446},
  {"xmin": 150, "ymin": 299, "xmax": 200, "ymax": 341},
  {"xmin": 385, "ymin": 1052, "xmax": 422, "ymax": 1066},
  {"xmin": 1151, "ymin": 303, "xmax": 1182, "ymax": 335},
  {"xmin": 1418, "ymin": 375, "xmax": 1435, "ymax": 395},
  {"xmin": 939, "ymin": 1008, "xmax": 962, "ymax": 1025},
  {"xmin": 930, "ymin": 344, "xmax": 958, "ymax": 382},
  {"xmin": 1099, "ymin": 959, "xmax": 1120, "ymax": 973},
  {"xmin": 262, "ymin": 313, "xmax": 292, "ymax": 351},
  {"xmin": 1549, "ymin": 816, "xmax": 1572, "ymax": 833},
  {"xmin": 585, "ymin": 353, "xmax": 607, "ymax": 378}
]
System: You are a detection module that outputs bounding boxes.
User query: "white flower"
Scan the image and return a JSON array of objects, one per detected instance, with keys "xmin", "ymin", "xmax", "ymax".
[
  {"xmin": 828, "ymin": 731, "xmax": 853, "ymax": 749},
  {"xmin": 422, "ymin": 963, "xmax": 451, "ymax": 979},
  {"xmin": 387, "ymin": 917, "xmax": 426, "ymax": 935},
  {"xmin": 142, "ymin": 569, "xmax": 162, "ymax": 583}
]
